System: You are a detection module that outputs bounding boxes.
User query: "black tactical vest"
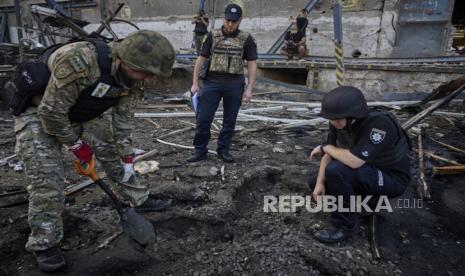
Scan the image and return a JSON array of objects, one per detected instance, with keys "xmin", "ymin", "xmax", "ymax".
[{"xmin": 68, "ymin": 40, "xmax": 127, "ymax": 123}]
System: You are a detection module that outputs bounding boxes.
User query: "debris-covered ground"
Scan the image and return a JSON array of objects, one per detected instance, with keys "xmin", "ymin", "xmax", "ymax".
[{"xmin": 0, "ymin": 78, "xmax": 465, "ymax": 275}]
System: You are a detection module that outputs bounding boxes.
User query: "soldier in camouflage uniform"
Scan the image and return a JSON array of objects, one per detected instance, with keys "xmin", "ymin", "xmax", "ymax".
[
  {"xmin": 187, "ymin": 3, "xmax": 257, "ymax": 163},
  {"xmin": 13, "ymin": 30, "xmax": 175, "ymax": 271}
]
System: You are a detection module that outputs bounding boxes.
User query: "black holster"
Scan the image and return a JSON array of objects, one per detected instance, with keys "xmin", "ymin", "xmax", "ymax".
[{"xmin": 1, "ymin": 81, "xmax": 33, "ymax": 116}]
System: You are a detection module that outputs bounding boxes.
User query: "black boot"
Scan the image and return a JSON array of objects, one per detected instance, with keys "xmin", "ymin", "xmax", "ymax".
[
  {"xmin": 136, "ymin": 198, "xmax": 173, "ymax": 213},
  {"xmin": 217, "ymin": 151, "xmax": 234, "ymax": 163},
  {"xmin": 187, "ymin": 151, "xmax": 207, "ymax": 163},
  {"xmin": 33, "ymin": 247, "xmax": 66, "ymax": 272},
  {"xmin": 314, "ymin": 225, "xmax": 357, "ymax": 243}
]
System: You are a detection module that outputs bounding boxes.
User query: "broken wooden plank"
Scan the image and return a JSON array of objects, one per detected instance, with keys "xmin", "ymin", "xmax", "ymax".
[
  {"xmin": 417, "ymin": 131, "xmax": 431, "ymax": 200},
  {"xmin": 64, "ymin": 172, "xmax": 106, "ymax": 196},
  {"xmin": 155, "ymin": 138, "xmax": 217, "ymax": 155},
  {"xmin": 144, "ymin": 118, "xmax": 160, "ymax": 128},
  {"xmin": 432, "ymin": 111, "xmax": 465, "ymax": 117},
  {"xmin": 0, "ymin": 154, "xmax": 17, "ymax": 167},
  {"xmin": 416, "ymin": 74, "xmax": 465, "ymax": 107},
  {"xmin": 157, "ymin": 126, "xmax": 194, "ymax": 140},
  {"xmin": 238, "ymin": 113, "xmax": 308, "ymax": 123},
  {"xmin": 94, "ymin": 231, "xmax": 123, "ymax": 252},
  {"xmin": 177, "ymin": 119, "xmax": 196, "ymax": 127},
  {"xmin": 136, "ymin": 112, "xmax": 199, "ymax": 118},
  {"xmin": 238, "ymin": 106, "xmax": 284, "ymax": 113},
  {"xmin": 137, "ymin": 111, "xmax": 310, "ymax": 124},
  {"xmin": 137, "ymin": 104, "xmax": 188, "ymax": 109},
  {"xmin": 251, "ymin": 99, "xmax": 420, "ymax": 107},
  {"xmin": 0, "ymin": 172, "xmax": 106, "ymax": 208},
  {"xmin": 368, "ymin": 214, "xmax": 381, "ymax": 260},
  {"xmin": 278, "ymin": 118, "xmax": 327, "ymax": 129},
  {"xmin": 402, "ymin": 84, "xmax": 465, "ymax": 130},
  {"xmin": 429, "ymin": 137, "xmax": 465, "ymax": 155},
  {"xmin": 432, "ymin": 165, "xmax": 465, "ymax": 175},
  {"xmin": 425, "ymin": 151, "xmax": 463, "ymax": 166}
]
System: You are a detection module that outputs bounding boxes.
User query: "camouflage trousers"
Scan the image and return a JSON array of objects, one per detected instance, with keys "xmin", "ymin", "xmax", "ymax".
[{"xmin": 14, "ymin": 108, "xmax": 148, "ymax": 252}]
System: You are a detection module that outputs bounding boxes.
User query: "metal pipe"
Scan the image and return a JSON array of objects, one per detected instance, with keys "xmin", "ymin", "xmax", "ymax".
[
  {"xmin": 332, "ymin": 2, "xmax": 344, "ymax": 86},
  {"xmin": 13, "ymin": 0, "xmax": 24, "ymax": 62}
]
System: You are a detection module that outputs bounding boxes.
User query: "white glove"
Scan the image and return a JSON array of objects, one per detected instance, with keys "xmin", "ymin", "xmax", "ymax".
[{"xmin": 121, "ymin": 155, "xmax": 136, "ymax": 182}]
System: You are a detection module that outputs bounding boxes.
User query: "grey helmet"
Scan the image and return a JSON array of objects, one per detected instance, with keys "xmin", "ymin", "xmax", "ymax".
[{"xmin": 319, "ymin": 86, "xmax": 369, "ymax": 119}]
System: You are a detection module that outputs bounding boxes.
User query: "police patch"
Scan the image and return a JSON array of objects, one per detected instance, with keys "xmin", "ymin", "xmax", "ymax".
[{"xmin": 369, "ymin": 128, "xmax": 386, "ymax": 144}]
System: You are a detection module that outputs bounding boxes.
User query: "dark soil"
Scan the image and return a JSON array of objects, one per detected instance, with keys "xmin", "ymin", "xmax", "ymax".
[{"xmin": 0, "ymin": 86, "xmax": 464, "ymax": 276}]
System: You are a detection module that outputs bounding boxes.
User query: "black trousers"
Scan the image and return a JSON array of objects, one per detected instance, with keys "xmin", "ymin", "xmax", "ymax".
[
  {"xmin": 193, "ymin": 80, "xmax": 244, "ymax": 154},
  {"xmin": 308, "ymin": 160, "xmax": 406, "ymax": 229}
]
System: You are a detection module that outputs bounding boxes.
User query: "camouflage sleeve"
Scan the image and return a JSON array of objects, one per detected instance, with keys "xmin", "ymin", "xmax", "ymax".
[
  {"xmin": 38, "ymin": 43, "xmax": 99, "ymax": 146},
  {"xmin": 111, "ymin": 81, "xmax": 143, "ymax": 156}
]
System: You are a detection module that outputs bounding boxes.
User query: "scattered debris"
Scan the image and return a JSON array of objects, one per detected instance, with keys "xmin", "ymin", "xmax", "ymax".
[
  {"xmin": 417, "ymin": 129, "xmax": 431, "ymax": 199},
  {"xmin": 0, "ymin": 154, "xmax": 16, "ymax": 167},
  {"xmin": 432, "ymin": 165, "xmax": 465, "ymax": 176},
  {"xmin": 134, "ymin": 160, "xmax": 160, "ymax": 175},
  {"xmin": 94, "ymin": 231, "xmax": 123, "ymax": 252},
  {"xmin": 402, "ymin": 83, "xmax": 465, "ymax": 130}
]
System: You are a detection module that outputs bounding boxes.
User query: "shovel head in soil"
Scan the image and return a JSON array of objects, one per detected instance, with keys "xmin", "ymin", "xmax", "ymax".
[
  {"xmin": 74, "ymin": 159, "xmax": 156, "ymax": 246},
  {"xmin": 120, "ymin": 207, "xmax": 156, "ymax": 245},
  {"xmin": 94, "ymin": 179, "xmax": 156, "ymax": 246}
]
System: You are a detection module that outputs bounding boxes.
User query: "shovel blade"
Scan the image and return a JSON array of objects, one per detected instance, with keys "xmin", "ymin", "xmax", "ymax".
[{"xmin": 120, "ymin": 208, "xmax": 156, "ymax": 245}]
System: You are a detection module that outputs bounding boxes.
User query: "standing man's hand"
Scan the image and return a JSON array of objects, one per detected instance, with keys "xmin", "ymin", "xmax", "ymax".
[
  {"xmin": 192, "ymin": 55, "xmax": 206, "ymax": 95},
  {"xmin": 242, "ymin": 86, "xmax": 252, "ymax": 103},
  {"xmin": 191, "ymin": 84, "xmax": 201, "ymax": 94}
]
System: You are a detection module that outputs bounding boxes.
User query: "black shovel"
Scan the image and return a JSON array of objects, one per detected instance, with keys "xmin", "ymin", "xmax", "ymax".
[{"xmin": 75, "ymin": 159, "xmax": 156, "ymax": 245}]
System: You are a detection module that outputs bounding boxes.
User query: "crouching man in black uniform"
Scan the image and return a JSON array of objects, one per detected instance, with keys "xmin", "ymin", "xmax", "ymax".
[{"xmin": 308, "ymin": 86, "xmax": 411, "ymax": 243}]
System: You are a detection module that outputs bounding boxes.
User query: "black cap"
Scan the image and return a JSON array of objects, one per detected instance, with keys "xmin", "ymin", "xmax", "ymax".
[{"xmin": 224, "ymin": 4, "xmax": 242, "ymax": 21}]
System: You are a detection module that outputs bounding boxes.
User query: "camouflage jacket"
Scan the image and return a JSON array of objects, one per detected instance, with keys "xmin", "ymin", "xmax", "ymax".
[{"xmin": 37, "ymin": 41, "xmax": 143, "ymax": 156}]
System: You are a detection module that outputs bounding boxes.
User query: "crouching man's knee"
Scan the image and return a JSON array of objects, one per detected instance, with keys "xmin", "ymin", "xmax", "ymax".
[{"xmin": 325, "ymin": 160, "xmax": 350, "ymax": 178}]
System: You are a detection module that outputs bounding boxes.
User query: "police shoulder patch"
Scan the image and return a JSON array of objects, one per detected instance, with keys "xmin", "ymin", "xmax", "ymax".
[{"xmin": 369, "ymin": 128, "xmax": 386, "ymax": 144}]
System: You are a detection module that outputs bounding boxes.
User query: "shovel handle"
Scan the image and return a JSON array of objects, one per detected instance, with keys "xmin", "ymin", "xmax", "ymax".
[
  {"xmin": 74, "ymin": 158, "xmax": 99, "ymax": 181},
  {"xmin": 95, "ymin": 179, "xmax": 124, "ymax": 214},
  {"xmin": 74, "ymin": 159, "xmax": 124, "ymax": 214}
]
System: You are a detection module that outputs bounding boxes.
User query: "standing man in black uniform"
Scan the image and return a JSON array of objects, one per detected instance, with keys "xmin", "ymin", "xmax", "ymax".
[
  {"xmin": 308, "ymin": 86, "xmax": 411, "ymax": 243},
  {"xmin": 192, "ymin": 10, "xmax": 210, "ymax": 55},
  {"xmin": 187, "ymin": 3, "xmax": 257, "ymax": 163}
]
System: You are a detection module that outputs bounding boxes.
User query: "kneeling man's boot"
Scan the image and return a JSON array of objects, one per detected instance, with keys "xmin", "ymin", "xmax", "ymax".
[
  {"xmin": 136, "ymin": 198, "xmax": 173, "ymax": 213},
  {"xmin": 34, "ymin": 247, "xmax": 66, "ymax": 272}
]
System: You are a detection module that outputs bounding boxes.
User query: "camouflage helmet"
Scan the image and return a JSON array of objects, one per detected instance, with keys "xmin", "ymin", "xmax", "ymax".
[{"xmin": 115, "ymin": 30, "xmax": 175, "ymax": 77}]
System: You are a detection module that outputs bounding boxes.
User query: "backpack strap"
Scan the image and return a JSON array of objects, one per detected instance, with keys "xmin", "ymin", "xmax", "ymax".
[{"xmin": 86, "ymin": 39, "xmax": 112, "ymax": 77}]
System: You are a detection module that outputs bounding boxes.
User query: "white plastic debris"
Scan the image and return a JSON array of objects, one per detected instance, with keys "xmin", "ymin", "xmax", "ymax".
[
  {"xmin": 134, "ymin": 161, "xmax": 159, "ymax": 174},
  {"xmin": 13, "ymin": 161, "xmax": 24, "ymax": 172}
]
